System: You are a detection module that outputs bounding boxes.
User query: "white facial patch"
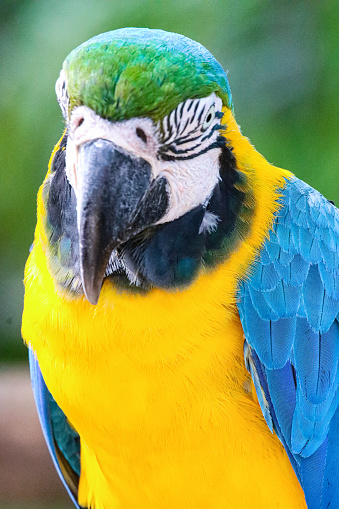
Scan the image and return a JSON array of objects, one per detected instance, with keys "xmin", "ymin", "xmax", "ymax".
[
  {"xmin": 63, "ymin": 92, "xmax": 224, "ymax": 224},
  {"xmin": 65, "ymin": 107, "xmax": 161, "ymax": 196},
  {"xmin": 155, "ymin": 148, "xmax": 221, "ymax": 224}
]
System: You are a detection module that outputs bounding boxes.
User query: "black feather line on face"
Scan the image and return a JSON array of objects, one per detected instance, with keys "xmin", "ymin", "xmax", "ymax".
[
  {"xmin": 166, "ymin": 113, "xmax": 173, "ymax": 142},
  {"xmin": 167, "ymin": 124, "xmax": 201, "ymax": 146},
  {"xmin": 186, "ymin": 100, "xmax": 194, "ymax": 112},
  {"xmin": 174, "ymin": 105, "xmax": 180, "ymax": 130},
  {"xmin": 192, "ymin": 101, "xmax": 199, "ymax": 121},
  {"xmin": 158, "ymin": 136, "xmax": 225, "ymax": 162},
  {"xmin": 197, "ymin": 104, "xmax": 207, "ymax": 124},
  {"xmin": 161, "ymin": 123, "xmax": 223, "ymax": 157}
]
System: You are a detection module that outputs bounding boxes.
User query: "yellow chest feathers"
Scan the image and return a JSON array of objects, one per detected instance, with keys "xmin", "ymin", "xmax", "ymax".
[{"xmin": 23, "ymin": 239, "xmax": 306, "ymax": 509}]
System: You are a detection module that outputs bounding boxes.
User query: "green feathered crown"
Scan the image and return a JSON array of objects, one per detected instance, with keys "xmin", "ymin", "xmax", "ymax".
[{"xmin": 63, "ymin": 28, "xmax": 232, "ymax": 121}]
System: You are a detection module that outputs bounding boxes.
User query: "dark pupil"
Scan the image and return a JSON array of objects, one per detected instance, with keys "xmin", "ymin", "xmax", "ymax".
[
  {"xmin": 136, "ymin": 127, "xmax": 147, "ymax": 143},
  {"xmin": 205, "ymin": 113, "xmax": 212, "ymax": 123}
]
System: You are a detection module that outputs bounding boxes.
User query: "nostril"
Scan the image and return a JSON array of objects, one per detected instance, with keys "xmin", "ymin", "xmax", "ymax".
[
  {"xmin": 136, "ymin": 127, "xmax": 147, "ymax": 143},
  {"xmin": 77, "ymin": 117, "xmax": 84, "ymax": 128}
]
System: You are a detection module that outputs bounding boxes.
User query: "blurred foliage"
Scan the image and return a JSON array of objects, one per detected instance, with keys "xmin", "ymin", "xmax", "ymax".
[
  {"xmin": 0, "ymin": 0, "xmax": 338, "ymax": 364},
  {"xmin": 1, "ymin": 502, "xmax": 70, "ymax": 509}
]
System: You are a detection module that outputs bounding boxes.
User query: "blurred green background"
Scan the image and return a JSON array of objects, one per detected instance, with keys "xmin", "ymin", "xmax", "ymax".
[{"xmin": 0, "ymin": 0, "xmax": 337, "ymax": 507}]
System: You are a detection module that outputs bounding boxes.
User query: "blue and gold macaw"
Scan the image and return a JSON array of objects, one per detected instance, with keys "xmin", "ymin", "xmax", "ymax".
[{"xmin": 22, "ymin": 29, "xmax": 339, "ymax": 509}]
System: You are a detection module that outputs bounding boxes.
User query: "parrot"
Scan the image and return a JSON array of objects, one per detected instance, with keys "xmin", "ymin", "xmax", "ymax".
[{"xmin": 21, "ymin": 28, "xmax": 339, "ymax": 509}]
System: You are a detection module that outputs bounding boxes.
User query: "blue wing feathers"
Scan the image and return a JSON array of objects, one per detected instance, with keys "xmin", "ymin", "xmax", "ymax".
[
  {"xmin": 277, "ymin": 247, "xmax": 295, "ymax": 265},
  {"xmin": 322, "ymin": 405, "xmax": 339, "ymax": 508},
  {"xmin": 249, "ymin": 285, "xmax": 279, "ymax": 321},
  {"xmin": 237, "ymin": 177, "xmax": 339, "ymax": 508},
  {"xmin": 243, "ymin": 295, "xmax": 274, "ymax": 366},
  {"xmin": 29, "ymin": 349, "xmax": 82, "ymax": 509},
  {"xmin": 302, "ymin": 265, "xmax": 324, "ymax": 331},
  {"xmin": 274, "ymin": 254, "xmax": 309, "ymax": 287},
  {"xmin": 299, "ymin": 438, "xmax": 328, "ymax": 506},
  {"xmin": 265, "ymin": 362, "xmax": 296, "ymax": 449},
  {"xmin": 271, "ymin": 317, "xmax": 296, "ymax": 365},
  {"xmin": 263, "ymin": 281, "xmax": 300, "ymax": 317},
  {"xmin": 272, "ymin": 258, "xmax": 293, "ymax": 282},
  {"xmin": 296, "ymin": 367, "xmax": 339, "ymax": 424},
  {"xmin": 303, "ymin": 265, "xmax": 339, "ymax": 332},
  {"xmin": 250, "ymin": 262, "xmax": 280, "ymax": 291},
  {"xmin": 294, "ymin": 319, "xmax": 338, "ymax": 405},
  {"xmin": 248, "ymin": 348, "xmax": 303, "ymax": 479},
  {"xmin": 293, "ymin": 405, "xmax": 331, "ymax": 458},
  {"xmin": 244, "ymin": 342, "xmax": 274, "ymax": 433},
  {"xmin": 300, "ymin": 228, "xmax": 323, "ymax": 263},
  {"xmin": 265, "ymin": 238, "xmax": 281, "ymax": 260},
  {"xmin": 259, "ymin": 245, "xmax": 272, "ymax": 265},
  {"xmin": 48, "ymin": 393, "xmax": 81, "ymax": 476},
  {"xmin": 244, "ymin": 290, "xmax": 295, "ymax": 368},
  {"xmin": 275, "ymin": 222, "xmax": 295, "ymax": 251},
  {"xmin": 318, "ymin": 261, "xmax": 339, "ymax": 299}
]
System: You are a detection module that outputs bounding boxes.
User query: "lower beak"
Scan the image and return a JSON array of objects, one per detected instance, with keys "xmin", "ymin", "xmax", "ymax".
[{"xmin": 77, "ymin": 139, "xmax": 168, "ymax": 304}]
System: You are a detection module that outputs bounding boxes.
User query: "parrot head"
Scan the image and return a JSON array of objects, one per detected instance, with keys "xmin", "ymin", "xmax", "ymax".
[{"xmin": 46, "ymin": 28, "xmax": 248, "ymax": 304}]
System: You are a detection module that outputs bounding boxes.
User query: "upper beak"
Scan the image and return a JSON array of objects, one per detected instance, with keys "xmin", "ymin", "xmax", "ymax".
[{"xmin": 76, "ymin": 139, "xmax": 168, "ymax": 304}]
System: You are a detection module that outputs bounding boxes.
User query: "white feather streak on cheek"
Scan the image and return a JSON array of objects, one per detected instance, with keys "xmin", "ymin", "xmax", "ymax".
[
  {"xmin": 72, "ymin": 163, "xmax": 78, "ymax": 192},
  {"xmin": 65, "ymin": 138, "xmax": 79, "ymax": 198}
]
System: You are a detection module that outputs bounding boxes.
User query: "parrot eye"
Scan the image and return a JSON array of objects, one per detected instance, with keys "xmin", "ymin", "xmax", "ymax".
[{"xmin": 202, "ymin": 105, "xmax": 215, "ymax": 131}]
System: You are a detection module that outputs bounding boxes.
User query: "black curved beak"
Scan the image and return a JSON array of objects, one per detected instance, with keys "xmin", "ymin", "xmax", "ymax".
[{"xmin": 77, "ymin": 139, "xmax": 169, "ymax": 304}]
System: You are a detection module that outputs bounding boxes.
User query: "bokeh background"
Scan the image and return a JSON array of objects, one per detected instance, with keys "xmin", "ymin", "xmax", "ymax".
[{"xmin": 0, "ymin": 0, "xmax": 337, "ymax": 507}]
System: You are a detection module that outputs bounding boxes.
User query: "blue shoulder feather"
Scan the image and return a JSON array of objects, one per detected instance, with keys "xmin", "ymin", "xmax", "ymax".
[
  {"xmin": 29, "ymin": 348, "xmax": 82, "ymax": 508},
  {"xmin": 237, "ymin": 177, "xmax": 339, "ymax": 509}
]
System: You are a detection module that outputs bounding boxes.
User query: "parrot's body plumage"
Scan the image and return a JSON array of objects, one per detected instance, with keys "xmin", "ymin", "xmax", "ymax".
[{"xmin": 22, "ymin": 29, "xmax": 339, "ymax": 509}]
